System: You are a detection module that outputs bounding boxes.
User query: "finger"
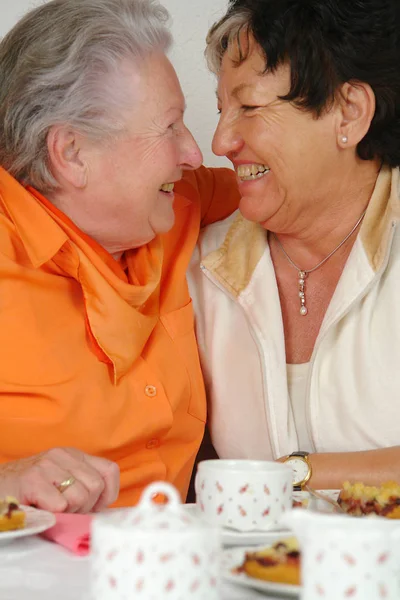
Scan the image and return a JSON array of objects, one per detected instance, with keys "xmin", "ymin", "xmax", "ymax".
[
  {"xmin": 83, "ymin": 455, "xmax": 120, "ymax": 510},
  {"xmin": 20, "ymin": 468, "xmax": 68, "ymax": 513},
  {"xmin": 59, "ymin": 476, "xmax": 91, "ymax": 513},
  {"xmin": 36, "ymin": 461, "xmax": 90, "ymax": 514},
  {"xmin": 46, "ymin": 448, "xmax": 120, "ymax": 510},
  {"xmin": 44, "ymin": 448, "xmax": 106, "ymax": 512},
  {"xmin": 65, "ymin": 463, "xmax": 105, "ymax": 513}
]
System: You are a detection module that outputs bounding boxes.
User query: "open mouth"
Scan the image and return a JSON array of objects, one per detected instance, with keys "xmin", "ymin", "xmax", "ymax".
[
  {"xmin": 159, "ymin": 183, "xmax": 175, "ymax": 193},
  {"xmin": 236, "ymin": 164, "xmax": 270, "ymax": 181}
]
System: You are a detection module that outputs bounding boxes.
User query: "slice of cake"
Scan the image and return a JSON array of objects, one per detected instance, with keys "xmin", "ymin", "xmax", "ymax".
[
  {"xmin": 338, "ymin": 481, "xmax": 400, "ymax": 518},
  {"xmin": 0, "ymin": 497, "xmax": 26, "ymax": 532},
  {"xmin": 237, "ymin": 537, "xmax": 300, "ymax": 585}
]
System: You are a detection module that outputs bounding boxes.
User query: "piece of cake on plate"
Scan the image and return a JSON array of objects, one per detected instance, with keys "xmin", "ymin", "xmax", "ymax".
[
  {"xmin": 0, "ymin": 497, "xmax": 26, "ymax": 531},
  {"xmin": 338, "ymin": 481, "xmax": 400, "ymax": 518},
  {"xmin": 237, "ymin": 537, "xmax": 300, "ymax": 585}
]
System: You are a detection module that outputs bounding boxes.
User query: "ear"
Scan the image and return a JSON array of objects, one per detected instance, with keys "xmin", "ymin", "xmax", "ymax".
[
  {"xmin": 336, "ymin": 81, "xmax": 376, "ymax": 149},
  {"xmin": 47, "ymin": 125, "xmax": 88, "ymax": 189}
]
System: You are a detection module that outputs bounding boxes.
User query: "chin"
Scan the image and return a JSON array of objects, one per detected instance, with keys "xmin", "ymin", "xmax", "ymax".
[
  {"xmin": 239, "ymin": 192, "xmax": 282, "ymax": 226},
  {"xmin": 238, "ymin": 195, "xmax": 266, "ymax": 223}
]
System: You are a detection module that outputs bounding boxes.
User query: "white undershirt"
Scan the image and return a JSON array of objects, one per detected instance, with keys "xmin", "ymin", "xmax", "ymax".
[{"xmin": 286, "ymin": 362, "xmax": 313, "ymax": 452}]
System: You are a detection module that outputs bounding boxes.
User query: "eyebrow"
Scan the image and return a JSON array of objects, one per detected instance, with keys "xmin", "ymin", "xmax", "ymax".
[
  {"xmin": 216, "ymin": 83, "xmax": 253, "ymax": 101},
  {"xmin": 165, "ymin": 104, "xmax": 187, "ymax": 116},
  {"xmin": 232, "ymin": 83, "xmax": 253, "ymax": 98}
]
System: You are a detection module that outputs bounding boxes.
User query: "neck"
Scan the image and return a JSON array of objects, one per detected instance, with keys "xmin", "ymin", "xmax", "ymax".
[{"xmin": 271, "ymin": 160, "xmax": 381, "ymax": 269}]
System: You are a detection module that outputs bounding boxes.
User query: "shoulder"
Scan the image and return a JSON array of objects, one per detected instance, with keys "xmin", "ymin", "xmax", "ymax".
[
  {"xmin": 187, "ymin": 210, "xmax": 240, "ymax": 302},
  {"xmin": 0, "ymin": 210, "xmax": 29, "ymax": 265},
  {"xmin": 196, "ymin": 210, "xmax": 241, "ymax": 259}
]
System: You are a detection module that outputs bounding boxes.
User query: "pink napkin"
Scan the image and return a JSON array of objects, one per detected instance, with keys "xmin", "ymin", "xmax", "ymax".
[{"xmin": 41, "ymin": 512, "xmax": 93, "ymax": 556}]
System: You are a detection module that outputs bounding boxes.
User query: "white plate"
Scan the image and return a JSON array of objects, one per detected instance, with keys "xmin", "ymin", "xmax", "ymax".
[
  {"xmin": 185, "ymin": 502, "xmax": 288, "ymax": 546},
  {"xmin": 0, "ymin": 505, "xmax": 56, "ymax": 545},
  {"xmin": 185, "ymin": 490, "xmax": 339, "ymax": 547},
  {"xmin": 222, "ymin": 544, "xmax": 300, "ymax": 597},
  {"xmin": 292, "ymin": 489, "xmax": 339, "ymax": 509}
]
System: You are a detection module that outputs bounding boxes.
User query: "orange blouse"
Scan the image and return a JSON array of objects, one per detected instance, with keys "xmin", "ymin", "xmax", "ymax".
[{"xmin": 0, "ymin": 165, "xmax": 239, "ymax": 506}]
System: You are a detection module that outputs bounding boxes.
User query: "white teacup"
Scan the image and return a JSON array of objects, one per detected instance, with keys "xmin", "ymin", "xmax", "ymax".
[
  {"xmin": 195, "ymin": 459, "xmax": 293, "ymax": 532},
  {"xmin": 91, "ymin": 482, "xmax": 221, "ymax": 600}
]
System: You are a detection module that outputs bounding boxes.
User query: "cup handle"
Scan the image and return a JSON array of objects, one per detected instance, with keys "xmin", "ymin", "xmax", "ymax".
[{"xmin": 138, "ymin": 481, "xmax": 181, "ymax": 509}]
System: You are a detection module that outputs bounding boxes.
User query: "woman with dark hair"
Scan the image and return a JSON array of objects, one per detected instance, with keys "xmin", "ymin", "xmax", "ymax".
[{"xmin": 189, "ymin": 0, "xmax": 400, "ymax": 489}]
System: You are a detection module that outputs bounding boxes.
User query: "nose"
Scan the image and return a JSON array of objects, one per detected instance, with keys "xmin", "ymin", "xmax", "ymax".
[
  {"xmin": 180, "ymin": 127, "xmax": 203, "ymax": 171},
  {"xmin": 212, "ymin": 113, "xmax": 243, "ymax": 158}
]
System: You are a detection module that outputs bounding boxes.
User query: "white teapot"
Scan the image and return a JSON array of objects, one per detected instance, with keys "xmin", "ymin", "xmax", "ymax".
[
  {"xmin": 91, "ymin": 482, "xmax": 221, "ymax": 600},
  {"xmin": 282, "ymin": 509, "xmax": 400, "ymax": 600}
]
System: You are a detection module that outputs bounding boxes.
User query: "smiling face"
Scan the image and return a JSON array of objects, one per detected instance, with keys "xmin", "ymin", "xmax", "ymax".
[
  {"xmin": 213, "ymin": 37, "xmax": 345, "ymax": 232},
  {"xmin": 50, "ymin": 52, "xmax": 203, "ymax": 255}
]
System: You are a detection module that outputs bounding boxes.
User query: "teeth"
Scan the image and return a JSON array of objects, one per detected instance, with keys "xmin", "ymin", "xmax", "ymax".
[
  {"xmin": 237, "ymin": 164, "xmax": 270, "ymax": 181},
  {"xmin": 160, "ymin": 183, "xmax": 175, "ymax": 193}
]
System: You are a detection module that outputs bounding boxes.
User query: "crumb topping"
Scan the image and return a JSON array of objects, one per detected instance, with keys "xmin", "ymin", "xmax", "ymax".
[{"xmin": 338, "ymin": 481, "xmax": 400, "ymax": 516}]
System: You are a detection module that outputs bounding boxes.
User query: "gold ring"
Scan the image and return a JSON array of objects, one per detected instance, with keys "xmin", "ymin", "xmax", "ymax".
[{"xmin": 56, "ymin": 476, "xmax": 76, "ymax": 494}]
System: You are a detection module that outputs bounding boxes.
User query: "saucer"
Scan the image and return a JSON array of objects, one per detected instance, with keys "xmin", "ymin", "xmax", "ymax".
[
  {"xmin": 184, "ymin": 504, "xmax": 289, "ymax": 546},
  {"xmin": 184, "ymin": 490, "xmax": 339, "ymax": 547}
]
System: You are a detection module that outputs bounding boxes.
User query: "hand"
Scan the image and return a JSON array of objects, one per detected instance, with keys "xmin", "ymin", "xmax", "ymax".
[
  {"xmin": 276, "ymin": 456, "xmax": 289, "ymax": 463},
  {"xmin": 0, "ymin": 447, "xmax": 120, "ymax": 513}
]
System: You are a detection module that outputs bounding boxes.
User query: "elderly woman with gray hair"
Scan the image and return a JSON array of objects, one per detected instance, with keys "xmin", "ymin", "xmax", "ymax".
[{"xmin": 0, "ymin": 0, "xmax": 239, "ymax": 512}]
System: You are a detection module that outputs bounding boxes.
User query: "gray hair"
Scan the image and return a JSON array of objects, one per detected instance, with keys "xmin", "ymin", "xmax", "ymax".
[
  {"xmin": 205, "ymin": 5, "xmax": 250, "ymax": 74},
  {"xmin": 0, "ymin": 0, "xmax": 172, "ymax": 193}
]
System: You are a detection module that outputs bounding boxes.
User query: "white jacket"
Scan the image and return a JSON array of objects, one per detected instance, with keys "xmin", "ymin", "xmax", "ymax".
[{"xmin": 188, "ymin": 166, "xmax": 400, "ymax": 460}]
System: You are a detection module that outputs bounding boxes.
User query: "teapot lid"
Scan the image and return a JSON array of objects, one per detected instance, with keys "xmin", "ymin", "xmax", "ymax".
[{"xmin": 115, "ymin": 482, "xmax": 200, "ymax": 532}]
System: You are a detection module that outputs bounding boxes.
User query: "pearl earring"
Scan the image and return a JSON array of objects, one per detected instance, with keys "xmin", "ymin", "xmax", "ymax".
[{"xmin": 341, "ymin": 135, "xmax": 348, "ymax": 144}]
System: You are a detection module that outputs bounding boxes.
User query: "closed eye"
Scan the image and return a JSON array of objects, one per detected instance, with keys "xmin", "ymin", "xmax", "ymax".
[
  {"xmin": 241, "ymin": 105, "xmax": 260, "ymax": 112},
  {"xmin": 168, "ymin": 120, "xmax": 185, "ymax": 133}
]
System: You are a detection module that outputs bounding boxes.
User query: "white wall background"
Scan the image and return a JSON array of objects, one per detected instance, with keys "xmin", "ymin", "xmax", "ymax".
[{"xmin": 0, "ymin": 0, "xmax": 230, "ymax": 167}]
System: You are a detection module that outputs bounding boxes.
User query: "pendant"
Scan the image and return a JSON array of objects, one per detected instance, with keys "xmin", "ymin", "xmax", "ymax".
[{"xmin": 298, "ymin": 271, "xmax": 308, "ymax": 316}]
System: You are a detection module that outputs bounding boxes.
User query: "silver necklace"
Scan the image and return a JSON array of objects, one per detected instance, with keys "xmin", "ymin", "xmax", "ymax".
[{"xmin": 272, "ymin": 209, "xmax": 367, "ymax": 316}]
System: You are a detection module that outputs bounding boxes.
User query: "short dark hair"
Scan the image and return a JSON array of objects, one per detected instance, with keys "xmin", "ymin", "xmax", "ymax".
[{"xmin": 206, "ymin": 0, "xmax": 400, "ymax": 167}]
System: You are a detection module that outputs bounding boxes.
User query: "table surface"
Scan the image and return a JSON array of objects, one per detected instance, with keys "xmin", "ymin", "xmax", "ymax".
[{"xmin": 0, "ymin": 535, "xmax": 283, "ymax": 600}]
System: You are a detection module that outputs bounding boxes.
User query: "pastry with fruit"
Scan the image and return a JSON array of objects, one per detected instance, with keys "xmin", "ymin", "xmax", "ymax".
[
  {"xmin": 0, "ymin": 497, "xmax": 26, "ymax": 532},
  {"xmin": 338, "ymin": 481, "xmax": 400, "ymax": 518},
  {"xmin": 238, "ymin": 537, "xmax": 300, "ymax": 585}
]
